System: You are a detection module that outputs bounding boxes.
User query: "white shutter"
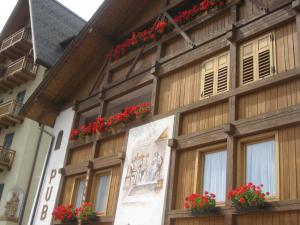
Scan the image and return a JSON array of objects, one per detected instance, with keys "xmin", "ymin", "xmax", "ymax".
[
  {"xmin": 202, "ymin": 59, "xmax": 214, "ymax": 97},
  {"xmin": 241, "ymin": 42, "xmax": 255, "ymax": 85},
  {"xmin": 240, "ymin": 33, "xmax": 275, "ymax": 85},
  {"xmin": 217, "ymin": 54, "xmax": 229, "ymax": 93},
  {"xmin": 257, "ymin": 34, "xmax": 273, "ymax": 79}
]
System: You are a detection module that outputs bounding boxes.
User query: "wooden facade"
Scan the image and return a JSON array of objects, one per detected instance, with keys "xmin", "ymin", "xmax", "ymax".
[{"xmin": 23, "ymin": 0, "xmax": 300, "ymax": 224}]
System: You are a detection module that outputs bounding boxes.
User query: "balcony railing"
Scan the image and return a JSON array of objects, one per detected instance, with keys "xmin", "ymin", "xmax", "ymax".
[
  {"xmin": 0, "ymin": 147, "xmax": 15, "ymax": 171},
  {"xmin": 0, "ymin": 100, "xmax": 23, "ymax": 128},
  {"xmin": 0, "ymin": 57, "xmax": 37, "ymax": 92},
  {"xmin": 0, "ymin": 27, "xmax": 32, "ymax": 60}
]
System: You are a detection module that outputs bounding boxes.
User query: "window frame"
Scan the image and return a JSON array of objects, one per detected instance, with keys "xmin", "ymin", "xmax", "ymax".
[
  {"xmin": 194, "ymin": 143, "xmax": 227, "ymax": 205},
  {"xmin": 237, "ymin": 132, "xmax": 279, "ymax": 200},
  {"xmin": 90, "ymin": 169, "xmax": 112, "ymax": 216},
  {"xmin": 71, "ymin": 175, "xmax": 87, "ymax": 208}
]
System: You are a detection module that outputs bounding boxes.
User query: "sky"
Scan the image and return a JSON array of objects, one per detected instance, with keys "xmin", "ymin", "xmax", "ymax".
[{"xmin": 0, "ymin": 0, "xmax": 104, "ymax": 32}]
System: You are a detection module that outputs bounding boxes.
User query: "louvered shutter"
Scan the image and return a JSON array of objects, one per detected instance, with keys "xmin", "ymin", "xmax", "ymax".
[
  {"xmin": 217, "ymin": 54, "xmax": 229, "ymax": 93},
  {"xmin": 202, "ymin": 60, "xmax": 214, "ymax": 97},
  {"xmin": 241, "ymin": 42, "xmax": 255, "ymax": 84},
  {"xmin": 257, "ymin": 35, "xmax": 272, "ymax": 79}
]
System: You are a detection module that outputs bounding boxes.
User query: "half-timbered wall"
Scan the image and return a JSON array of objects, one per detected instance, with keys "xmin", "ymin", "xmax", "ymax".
[{"xmin": 60, "ymin": 0, "xmax": 300, "ymax": 225}]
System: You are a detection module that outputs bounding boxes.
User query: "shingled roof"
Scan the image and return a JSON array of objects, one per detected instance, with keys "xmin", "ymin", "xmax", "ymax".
[
  {"xmin": 0, "ymin": 0, "xmax": 86, "ymax": 67},
  {"xmin": 29, "ymin": 0, "xmax": 86, "ymax": 67}
]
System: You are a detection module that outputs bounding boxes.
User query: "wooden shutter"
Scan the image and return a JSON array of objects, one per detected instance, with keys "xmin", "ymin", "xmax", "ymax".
[
  {"xmin": 202, "ymin": 59, "xmax": 214, "ymax": 97},
  {"xmin": 257, "ymin": 35, "xmax": 272, "ymax": 79},
  {"xmin": 240, "ymin": 33, "xmax": 275, "ymax": 85},
  {"xmin": 241, "ymin": 42, "xmax": 255, "ymax": 85},
  {"xmin": 217, "ymin": 54, "xmax": 229, "ymax": 93}
]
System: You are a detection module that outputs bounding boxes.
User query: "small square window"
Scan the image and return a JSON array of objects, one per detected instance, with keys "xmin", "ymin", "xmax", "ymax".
[
  {"xmin": 16, "ymin": 90, "xmax": 26, "ymax": 104},
  {"xmin": 0, "ymin": 184, "xmax": 4, "ymax": 200},
  {"xmin": 4, "ymin": 133, "xmax": 14, "ymax": 149}
]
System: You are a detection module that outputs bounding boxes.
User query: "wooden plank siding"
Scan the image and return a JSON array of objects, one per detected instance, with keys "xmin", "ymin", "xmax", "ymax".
[
  {"xmin": 110, "ymin": 61, "xmax": 133, "ymax": 83},
  {"xmin": 278, "ymin": 125, "xmax": 300, "ymax": 200},
  {"xmin": 173, "ymin": 217, "xmax": 225, "ymax": 225},
  {"xmin": 68, "ymin": 144, "xmax": 93, "ymax": 165},
  {"xmin": 162, "ymin": 10, "xmax": 231, "ymax": 58},
  {"xmin": 181, "ymin": 101, "xmax": 229, "ymax": 135},
  {"xmin": 158, "ymin": 62, "xmax": 202, "ymax": 114},
  {"xmin": 96, "ymin": 133, "xmax": 126, "ymax": 158},
  {"xmin": 275, "ymin": 21, "xmax": 299, "ymax": 74},
  {"xmin": 238, "ymin": 0, "xmax": 286, "ymax": 22},
  {"xmin": 236, "ymin": 210, "xmax": 300, "ymax": 225},
  {"xmin": 175, "ymin": 150, "xmax": 197, "ymax": 209},
  {"xmin": 237, "ymin": 78, "xmax": 300, "ymax": 119},
  {"xmin": 132, "ymin": 48, "xmax": 157, "ymax": 73}
]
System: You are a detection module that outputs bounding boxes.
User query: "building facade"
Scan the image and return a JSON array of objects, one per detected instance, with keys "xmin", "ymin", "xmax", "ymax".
[
  {"xmin": 0, "ymin": 0, "xmax": 85, "ymax": 225},
  {"xmin": 23, "ymin": 0, "xmax": 300, "ymax": 225}
]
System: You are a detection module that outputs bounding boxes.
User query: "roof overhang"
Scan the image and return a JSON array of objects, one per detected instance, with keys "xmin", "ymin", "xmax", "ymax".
[{"xmin": 21, "ymin": 0, "xmax": 151, "ymax": 126}]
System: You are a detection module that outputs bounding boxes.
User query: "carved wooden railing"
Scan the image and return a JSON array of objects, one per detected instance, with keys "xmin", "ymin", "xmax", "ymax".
[
  {"xmin": 0, "ymin": 147, "xmax": 16, "ymax": 169},
  {"xmin": 4, "ymin": 56, "xmax": 36, "ymax": 77},
  {"xmin": 0, "ymin": 27, "xmax": 31, "ymax": 52},
  {"xmin": 0, "ymin": 100, "xmax": 23, "ymax": 118}
]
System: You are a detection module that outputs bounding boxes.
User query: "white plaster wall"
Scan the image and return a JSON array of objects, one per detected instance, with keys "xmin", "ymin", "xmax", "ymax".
[{"xmin": 28, "ymin": 108, "xmax": 75, "ymax": 225}]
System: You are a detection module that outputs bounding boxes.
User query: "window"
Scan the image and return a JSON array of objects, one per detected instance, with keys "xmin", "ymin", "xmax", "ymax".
[
  {"xmin": 73, "ymin": 177, "xmax": 86, "ymax": 208},
  {"xmin": 3, "ymin": 133, "xmax": 14, "ymax": 149},
  {"xmin": 54, "ymin": 130, "xmax": 63, "ymax": 150},
  {"xmin": 94, "ymin": 172, "xmax": 111, "ymax": 214},
  {"xmin": 240, "ymin": 33, "xmax": 276, "ymax": 85},
  {"xmin": 202, "ymin": 150, "xmax": 227, "ymax": 202},
  {"xmin": 16, "ymin": 90, "xmax": 26, "ymax": 104},
  {"xmin": 245, "ymin": 139, "xmax": 276, "ymax": 196},
  {"xmin": 201, "ymin": 53, "xmax": 229, "ymax": 98},
  {"xmin": 0, "ymin": 184, "xmax": 4, "ymax": 200}
]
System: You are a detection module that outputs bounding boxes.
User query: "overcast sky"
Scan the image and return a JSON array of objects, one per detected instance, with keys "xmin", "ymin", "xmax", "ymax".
[{"xmin": 0, "ymin": 0, "xmax": 104, "ymax": 32}]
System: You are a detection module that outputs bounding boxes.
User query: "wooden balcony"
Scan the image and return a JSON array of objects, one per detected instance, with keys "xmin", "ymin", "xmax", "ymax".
[
  {"xmin": 0, "ymin": 147, "xmax": 16, "ymax": 171},
  {"xmin": 0, "ymin": 28, "xmax": 32, "ymax": 60},
  {"xmin": 0, "ymin": 57, "xmax": 37, "ymax": 92},
  {"xmin": 0, "ymin": 100, "xmax": 23, "ymax": 128}
]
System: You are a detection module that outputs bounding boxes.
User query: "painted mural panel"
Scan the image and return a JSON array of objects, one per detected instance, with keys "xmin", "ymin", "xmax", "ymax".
[{"xmin": 114, "ymin": 116, "xmax": 174, "ymax": 225}]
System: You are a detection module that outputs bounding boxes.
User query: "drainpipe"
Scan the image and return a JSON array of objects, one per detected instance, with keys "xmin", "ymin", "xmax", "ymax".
[{"xmin": 18, "ymin": 125, "xmax": 55, "ymax": 225}]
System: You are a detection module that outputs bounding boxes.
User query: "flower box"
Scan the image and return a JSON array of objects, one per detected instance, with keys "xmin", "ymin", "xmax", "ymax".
[
  {"xmin": 190, "ymin": 206, "xmax": 221, "ymax": 216},
  {"xmin": 184, "ymin": 192, "xmax": 218, "ymax": 216},
  {"xmin": 107, "ymin": 0, "xmax": 226, "ymax": 61},
  {"xmin": 227, "ymin": 183, "xmax": 270, "ymax": 211},
  {"xmin": 70, "ymin": 102, "xmax": 151, "ymax": 142}
]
